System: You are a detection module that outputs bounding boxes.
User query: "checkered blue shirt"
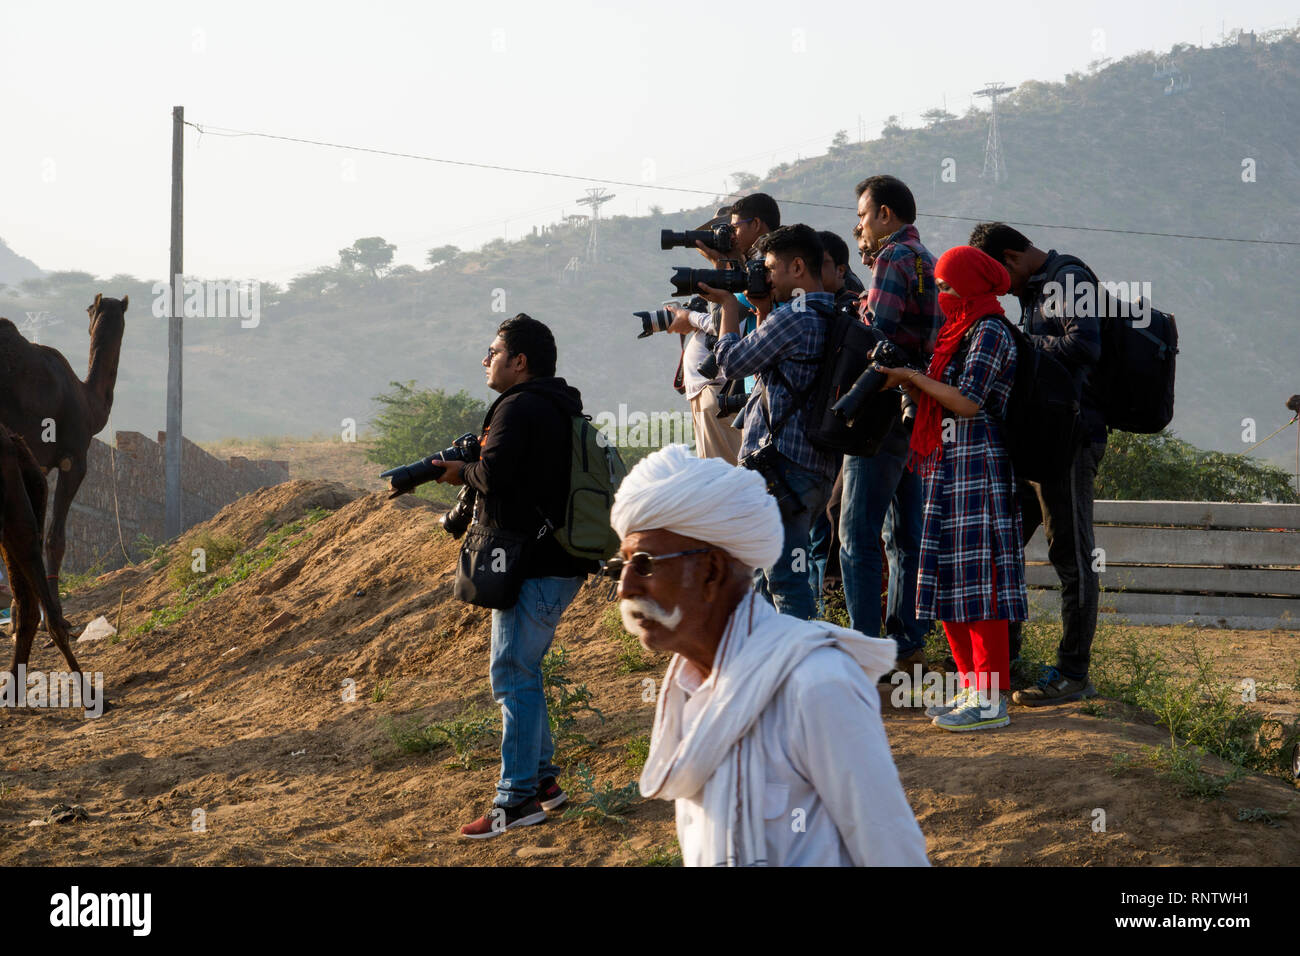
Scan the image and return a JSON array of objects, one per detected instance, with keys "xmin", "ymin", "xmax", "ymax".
[{"xmin": 715, "ymin": 292, "xmax": 836, "ymax": 478}]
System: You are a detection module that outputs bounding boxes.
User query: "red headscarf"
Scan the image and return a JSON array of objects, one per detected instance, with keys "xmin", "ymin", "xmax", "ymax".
[{"xmin": 908, "ymin": 245, "xmax": 1010, "ymax": 474}]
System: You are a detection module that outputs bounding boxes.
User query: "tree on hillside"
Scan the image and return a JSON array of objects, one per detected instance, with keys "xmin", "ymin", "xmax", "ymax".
[
  {"xmin": 830, "ymin": 129, "xmax": 850, "ymax": 150},
  {"xmin": 288, "ymin": 265, "xmax": 351, "ymax": 298},
  {"xmin": 1096, "ymin": 430, "xmax": 1299, "ymax": 502},
  {"xmin": 425, "ymin": 245, "xmax": 460, "ymax": 268},
  {"xmin": 20, "ymin": 270, "xmax": 98, "ymax": 298},
  {"xmin": 339, "ymin": 237, "xmax": 396, "ymax": 283},
  {"xmin": 881, "ymin": 115, "xmax": 905, "ymax": 137},
  {"xmin": 730, "ymin": 171, "xmax": 760, "ymax": 191},
  {"xmin": 367, "ymin": 382, "xmax": 487, "ymax": 467},
  {"xmin": 921, "ymin": 108, "xmax": 956, "ymax": 128}
]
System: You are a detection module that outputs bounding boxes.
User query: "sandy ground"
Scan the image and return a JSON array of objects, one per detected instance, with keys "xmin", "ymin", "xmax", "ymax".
[{"xmin": 2, "ymin": 480, "xmax": 1296, "ymax": 865}]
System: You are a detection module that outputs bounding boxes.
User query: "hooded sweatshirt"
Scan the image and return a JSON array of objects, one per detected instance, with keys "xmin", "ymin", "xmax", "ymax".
[{"xmin": 461, "ymin": 376, "xmax": 596, "ymax": 580}]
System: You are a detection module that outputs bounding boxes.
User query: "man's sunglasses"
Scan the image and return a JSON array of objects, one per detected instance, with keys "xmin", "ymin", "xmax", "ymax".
[{"xmin": 599, "ymin": 548, "xmax": 714, "ymax": 580}]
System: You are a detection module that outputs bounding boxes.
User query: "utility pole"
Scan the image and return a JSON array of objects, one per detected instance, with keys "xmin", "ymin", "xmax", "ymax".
[
  {"xmin": 974, "ymin": 83, "xmax": 1015, "ymax": 184},
  {"xmin": 165, "ymin": 105, "xmax": 184, "ymax": 539},
  {"xmin": 576, "ymin": 188, "xmax": 614, "ymax": 263}
]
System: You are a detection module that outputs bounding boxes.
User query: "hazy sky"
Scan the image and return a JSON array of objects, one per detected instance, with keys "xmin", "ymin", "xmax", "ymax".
[{"xmin": 3, "ymin": 0, "xmax": 1296, "ymax": 284}]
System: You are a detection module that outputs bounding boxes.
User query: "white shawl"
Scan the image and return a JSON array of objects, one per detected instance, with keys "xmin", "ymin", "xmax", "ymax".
[{"xmin": 639, "ymin": 591, "xmax": 897, "ymax": 866}]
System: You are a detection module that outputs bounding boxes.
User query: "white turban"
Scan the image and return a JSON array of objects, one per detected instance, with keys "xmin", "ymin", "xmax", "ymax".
[{"xmin": 610, "ymin": 444, "xmax": 783, "ymax": 570}]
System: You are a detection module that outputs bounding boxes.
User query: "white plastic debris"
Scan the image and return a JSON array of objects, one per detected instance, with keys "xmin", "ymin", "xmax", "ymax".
[{"xmin": 77, "ymin": 616, "xmax": 117, "ymax": 643}]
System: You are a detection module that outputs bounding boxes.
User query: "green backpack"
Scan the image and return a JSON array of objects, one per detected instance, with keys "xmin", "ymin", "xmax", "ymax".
[{"xmin": 540, "ymin": 415, "xmax": 627, "ymax": 561}]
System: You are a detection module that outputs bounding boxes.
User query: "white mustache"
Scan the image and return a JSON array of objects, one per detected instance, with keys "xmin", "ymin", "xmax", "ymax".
[{"xmin": 620, "ymin": 597, "xmax": 683, "ymax": 636}]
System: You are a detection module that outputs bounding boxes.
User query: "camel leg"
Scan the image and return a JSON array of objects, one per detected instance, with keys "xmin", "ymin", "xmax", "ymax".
[
  {"xmin": 44, "ymin": 460, "xmax": 85, "ymax": 609},
  {"xmin": 6, "ymin": 559, "xmax": 36, "ymax": 678}
]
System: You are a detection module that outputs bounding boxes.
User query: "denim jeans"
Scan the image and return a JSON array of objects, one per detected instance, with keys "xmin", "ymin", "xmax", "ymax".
[
  {"xmin": 808, "ymin": 511, "xmax": 834, "ymax": 615},
  {"xmin": 490, "ymin": 575, "xmax": 583, "ymax": 807},
  {"xmin": 754, "ymin": 456, "xmax": 833, "ymax": 621},
  {"xmin": 838, "ymin": 423, "xmax": 926, "ymax": 655}
]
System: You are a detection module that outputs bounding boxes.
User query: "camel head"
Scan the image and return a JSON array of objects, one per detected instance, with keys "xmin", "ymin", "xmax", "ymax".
[{"xmin": 87, "ymin": 293, "xmax": 128, "ymax": 339}]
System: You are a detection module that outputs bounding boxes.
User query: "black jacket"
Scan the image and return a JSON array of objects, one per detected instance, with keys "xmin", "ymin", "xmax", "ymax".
[
  {"xmin": 1019, "ymin": 250, "xmax": 1106, "ymax": 442},
  {"xmin": 461, "ymin": 376, "xmax": 596, "ymax": 580}
]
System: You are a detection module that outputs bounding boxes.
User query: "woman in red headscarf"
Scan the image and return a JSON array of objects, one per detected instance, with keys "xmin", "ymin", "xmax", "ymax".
[{"xmin": 873, "ymin": 245, "xmax": 1027, "ymax": 731}]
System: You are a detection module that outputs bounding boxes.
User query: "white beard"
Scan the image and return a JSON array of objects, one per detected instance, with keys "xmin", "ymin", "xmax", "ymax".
[{"xmin": 620, "ymin": 596, "xmax": 683, "ymax": 643}]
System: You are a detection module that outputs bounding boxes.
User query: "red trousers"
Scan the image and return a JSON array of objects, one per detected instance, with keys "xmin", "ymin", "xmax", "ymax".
[{"xmin": 942, "ymin": 619, "xmax": 1010, "ymax": 698}]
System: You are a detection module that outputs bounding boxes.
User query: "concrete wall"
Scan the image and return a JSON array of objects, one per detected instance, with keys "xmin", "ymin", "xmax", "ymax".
[{"xmin": 45, "ymin": 431, "xmax": 289, "ymax": 574}]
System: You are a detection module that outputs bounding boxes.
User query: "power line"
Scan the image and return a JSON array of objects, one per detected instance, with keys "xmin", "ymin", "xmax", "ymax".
[{"xmin": 184, "ymin": 120, "xmax": 1300, "ymax": 248}]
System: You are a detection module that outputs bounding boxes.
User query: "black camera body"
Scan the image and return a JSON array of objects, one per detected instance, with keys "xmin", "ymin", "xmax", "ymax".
[
  {"xmin": 739, "ymin": 443, "xmax": 804, "ymax": 517},
  {"xmin": 380, "ymin": 432, "xmax": 481, "ymax": 497},
  {"xmin": 670, "ymin": 258, "xmax": 770, "ymax": 299},
  {"xmin": 441, "ymin": 485, "xmax": 477, "ymax": 538},
  {"xmin": 661, "ymin": 223, "xmax": 735, "ymax": 254},
  {"xmin": 832, "ymin": 339, "xmax": 922, "ymax": 429}
]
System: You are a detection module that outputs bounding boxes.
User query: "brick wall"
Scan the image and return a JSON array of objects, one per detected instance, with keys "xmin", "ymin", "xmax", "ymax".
[{"xmin": 44, "ymin": 431, "xmax": 289, "ymax": 574}]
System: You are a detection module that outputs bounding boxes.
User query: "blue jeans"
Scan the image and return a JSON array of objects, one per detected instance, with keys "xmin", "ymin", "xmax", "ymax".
[
  {"xmin": 808, "ymin": 512, "xmax": 834, "ymax": 615},
  {"xmin": 838, "ymin": 425, "xmax": 926, "ymax": 655},
  {"xmin": 490, "ymin": 575, "xmax": 583, "ymax": 807},
  {"xmin": 754, "ymin": 456, "xmax": 833, "ymax": 621}
]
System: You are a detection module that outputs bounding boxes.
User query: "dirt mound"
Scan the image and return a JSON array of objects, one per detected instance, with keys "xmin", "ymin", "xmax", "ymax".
[{"xmin": 1, "ymin": 480, "xmax": 1296, "ymax": 865}]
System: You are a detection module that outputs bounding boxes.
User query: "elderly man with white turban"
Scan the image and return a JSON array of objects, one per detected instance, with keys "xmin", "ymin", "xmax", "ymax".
[{"xmin": 608, "ymin": 444, "xmax": 929, "ymax": 867}]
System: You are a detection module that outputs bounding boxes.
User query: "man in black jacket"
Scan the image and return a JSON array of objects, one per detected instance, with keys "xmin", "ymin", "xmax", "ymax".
[
  {"xmin": 435, "ymin": 313, "xmax": 596, "ymax": 838},
  {"xmin": 969, "ymin": 223, "xmax": 1106, "ymax": 706}
]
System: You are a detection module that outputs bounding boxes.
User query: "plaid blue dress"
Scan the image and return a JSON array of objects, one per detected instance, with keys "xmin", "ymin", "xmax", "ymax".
[{"xmin": 915, "ymin": 317, "xmax": 1028, "ymax": 623}]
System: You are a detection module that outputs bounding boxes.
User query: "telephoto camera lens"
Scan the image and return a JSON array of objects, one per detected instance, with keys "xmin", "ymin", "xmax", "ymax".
[{"xmin": 634, "ymin": 309, "xmax": 673, "ymax": 339}]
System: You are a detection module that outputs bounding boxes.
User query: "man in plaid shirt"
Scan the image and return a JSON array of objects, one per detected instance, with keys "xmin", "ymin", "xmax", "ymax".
[
  {"xmin": 840, "ymin": 176, "xmax": 943, "ymax": 676},
  {"xmin": 705, "ymin": 224, "xmax": 837, "ymax": 621}
]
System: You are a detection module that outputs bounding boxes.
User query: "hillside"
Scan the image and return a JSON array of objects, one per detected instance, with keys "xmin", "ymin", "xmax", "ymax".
[
  {"xmin": 2, "ymin": 32, "xmax": 1300, "ymax": 464},
  {"xmin": 0, "ymin": 237, "xmax": 41, "ymax": 290},
  {"xmin": 2, "ymin": 480, "xmax": 1297, "ymax": 865}
]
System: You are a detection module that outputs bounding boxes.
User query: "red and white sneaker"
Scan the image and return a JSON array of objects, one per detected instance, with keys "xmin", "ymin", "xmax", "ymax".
[
  {"xmin": 537, "ymin": 777, "xmax": 567, "ymax": 812},
  {"xmin": 459, "ymin": 798, "xmax": 547, "ymax": 839}
]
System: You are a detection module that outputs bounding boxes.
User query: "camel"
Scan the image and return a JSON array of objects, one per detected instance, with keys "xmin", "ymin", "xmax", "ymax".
[
  {"xmin": 0, "ymin": 293, "xmax": 127, "ymax": 600},
  {"xmin": 0, "ymin": 425, "xmax": 83, "ymax": 692}
]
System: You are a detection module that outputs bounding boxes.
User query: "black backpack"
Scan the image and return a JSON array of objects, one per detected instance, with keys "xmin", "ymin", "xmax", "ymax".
[
  {"xmin": 1042, "ymin": 255, "xmax": 1179, "ymax": 434},
  {"xmin": 802, "ymin": 298, "xmax": 902, "ymax": 457},
  {"xmin": 955, "ymin": 315, "xmax": 1082, "ymax": 483}
]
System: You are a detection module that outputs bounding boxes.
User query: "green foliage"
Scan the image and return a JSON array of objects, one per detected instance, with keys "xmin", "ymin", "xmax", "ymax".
[
  {"xmin": 1109, "ymin": 744, "xmax": 1241, "ymax": 799},
  {"xmin": 624, "ymin": 734, "xmax": 650, "ymax": 770},
  {"xmin": 641, "ymin": 843, "xmax": 683, "ymax": 866},
  {"xmin": 425, "ymin": 245, "xmax": 460, "ymax": 268},
  {"xmin": 338, "ymin": 237, "xmax": 396, "ymax": 282},
  {"xmin": 57, "ymin": 557, "xmax": 108, "ymax": 597},
  {"xmin": 543, "ymin": 645, "xmax": 604, "ymax": 753},
  {"xmin": 1092, "ymin": 629, "xmax": 1300, "ymax": 785},
  {"xmin": 1096, "ymin": 430, "xmax": 1299, "ymax": 503},
  {"xmin": 366, "ymin": 381, "xmax": 488, "ymax": 508},
  {"xmin": 168, "ymin": 531, "xmax": 242, "ymax": 590},
  {"xmin": 380, "ymin": 706, "xmax": 500, "ymax": 769},
  {"xmin": 817, "ymin": 585, "xmax": 851, "ymax": 630},
  {"xmin": 561, "ymin": 763, "xmax": 640, "ymax": 826},
  {"xmin": 1235, "ymin": 807, "xmax": 1290, "ymax": 826},
  {"xmin": 132, "ymin": 508, "xmax": 329, "ymax": 636},
  {"xmin": 370, "ymin": 679, "xmax": 392, "ymax": 703},
  {"xmin": 131, "ymin": 533, "xmax": 171, "ymax": 570}
]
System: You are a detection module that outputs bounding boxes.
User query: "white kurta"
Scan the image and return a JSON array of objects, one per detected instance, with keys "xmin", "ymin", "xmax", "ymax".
[{"xmin": 671, "ymin": 642, "xmax": 929, "ymax": 867}]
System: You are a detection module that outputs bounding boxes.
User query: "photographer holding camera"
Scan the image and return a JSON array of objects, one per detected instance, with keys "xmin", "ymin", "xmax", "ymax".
[
  {"xmin": 666, "ymin": 194, "xmax": 781, "ymax": 462},
  {"xmin": 840, "ymin": 176, "xmax": 943, "ymax": 678},
  {"xmin": 703, "ymin": 224, "xmax": 837, "ymax": 620},
  {"xmin": 414, "ymin": 313, "xmax": 596, "ymax": 839}
]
